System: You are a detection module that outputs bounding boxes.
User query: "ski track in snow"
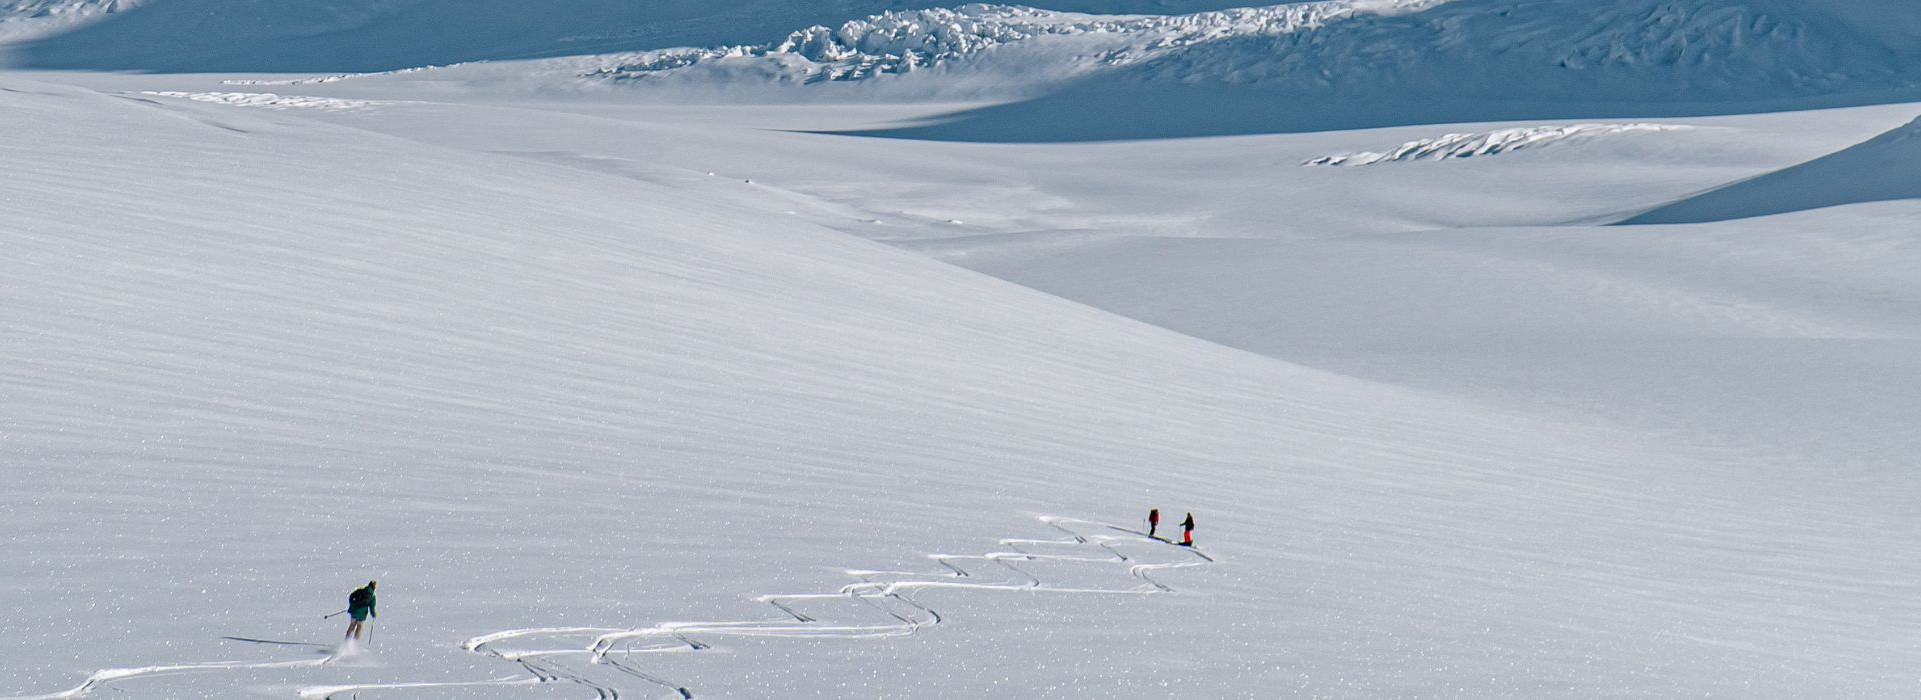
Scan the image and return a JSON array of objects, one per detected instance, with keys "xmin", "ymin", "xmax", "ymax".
[
  {"xmin": 3, "ymin": 655, "xmax": 333, "ymax": 700},
  {"xmin": 3, "ymin": 516, "xmax": 1210, "ymax": 699},
  {"xmin": 1303, "ymin": 123, "xmax": 1696, "ymax": 166}
]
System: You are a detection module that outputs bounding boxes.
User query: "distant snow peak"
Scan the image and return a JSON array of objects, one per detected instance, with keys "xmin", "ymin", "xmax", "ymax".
[
  {"xmin": 0, "ymin": 0, "xmax": 137, "ymax": 40},
  {"xmin": 1303, "ymin": 123, "xmax": 1695, "ymax": 166},
  {"xmin": 589, "ymin": 0, "xmax": 1451, "ymax": 83},
  {"xmin": 141, "ymin": 91, "xmax": 377, "ymax": 111},
  {"xmin": 1, "ymin": 0, "xmax": 135, "ymax": 20}
]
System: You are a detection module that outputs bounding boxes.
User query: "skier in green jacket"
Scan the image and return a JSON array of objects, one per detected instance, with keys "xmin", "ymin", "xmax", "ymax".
[{"xmin": 344, "ymin": 581, "xmax": 377, "ymax": 641}]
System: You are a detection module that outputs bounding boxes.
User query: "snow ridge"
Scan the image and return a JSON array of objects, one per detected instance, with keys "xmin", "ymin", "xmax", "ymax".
[
  {"xmin": 1305, "ymin": 123, "xmax": 1695, "ymax": 166},
  {"xmin": 589, "ymin": 0, "xmax": 1448, "ymax": 83},
  {"xmin": 140, "ymin": 91, "xmax": 378, "ymax": 110},
  {"xmin": 221, "ymin": 65, "xmax": 451, "ymax": 87},
  {"xmin": 1624, "ymin": 115, "xmax": 1921, "ymax": 223}
]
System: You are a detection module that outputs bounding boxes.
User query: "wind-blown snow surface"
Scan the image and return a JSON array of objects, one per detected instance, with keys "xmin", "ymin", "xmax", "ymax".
[{"xmin": 7, "ymin": 72, "xmax": 1921, "ymax": 698}]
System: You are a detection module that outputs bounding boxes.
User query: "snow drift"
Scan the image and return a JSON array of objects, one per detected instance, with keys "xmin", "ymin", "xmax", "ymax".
[{"xmin": 1624, "ymin": 114, "xmax": 1921, "ymax": 223}]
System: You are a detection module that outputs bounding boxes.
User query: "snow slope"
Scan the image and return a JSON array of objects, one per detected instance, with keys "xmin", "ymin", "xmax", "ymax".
[
  {"xmin": 1625, "ymin": 115, "xmax": 1921, "ymax": 224},
  {"xmin": 8, "ymin": 72, "xmax": 1921, "ymax": 698},
  {"xmin": 6, "ymin": 0, "xmax": 1921, "ymax": 696}
]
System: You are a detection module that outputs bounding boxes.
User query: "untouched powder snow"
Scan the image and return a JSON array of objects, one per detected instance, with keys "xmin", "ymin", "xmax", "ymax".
[{"xmin": 1303, "ymin": 123, "xmax": 1695, "ymax": 166}]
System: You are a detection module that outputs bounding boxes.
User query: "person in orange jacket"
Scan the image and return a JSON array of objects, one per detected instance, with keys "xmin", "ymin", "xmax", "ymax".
[{"xmin": 1148, "ymin": 508, "xmax": 1161, "ymax": 539}]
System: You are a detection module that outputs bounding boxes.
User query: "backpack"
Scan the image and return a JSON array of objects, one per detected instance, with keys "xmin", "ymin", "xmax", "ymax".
[{"xmin": 348, "ymin": 587, "xmax": 373, "ymax": 609}]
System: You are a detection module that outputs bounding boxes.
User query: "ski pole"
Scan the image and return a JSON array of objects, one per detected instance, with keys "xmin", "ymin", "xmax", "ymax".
[{"xmin": 322, "ymin": 609, "xmax": 350, "ymax": 619}]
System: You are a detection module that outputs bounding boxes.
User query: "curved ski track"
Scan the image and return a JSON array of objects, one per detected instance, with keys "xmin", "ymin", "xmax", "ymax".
[{"xmin": 4, "ymin": 517, "xmax": 1212, "ymax": 699}]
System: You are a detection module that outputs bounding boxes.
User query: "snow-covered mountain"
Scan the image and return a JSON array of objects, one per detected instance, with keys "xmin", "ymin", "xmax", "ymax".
[
  {"xmin": 0, "ymin": 0, "xmax": 126, "ymax": 40},
  {"xmin": 0, "ymin": 0, "xmax": 128, "ymax": 21},
  {"xmin": 833, "ymin": 0, "xmax": 1921, "ymax": 138},
  {"xmin": 588, "ymin": 0, "xmax": 1445, "ymax": 84},
  {"xmin": 0, "ymin": 0, "xmax": 1273, "ymax": 71},
  {"xmin": 15, "ymin": 0, "xmax": 1904, "ymax": 139},
  {"xmin": 589, "ymin": 0, "xmax": 1921, "ymax": 105},
  {"xmin": 10, "ymin": 0, "xmax": 1920, "ymax": 118}
]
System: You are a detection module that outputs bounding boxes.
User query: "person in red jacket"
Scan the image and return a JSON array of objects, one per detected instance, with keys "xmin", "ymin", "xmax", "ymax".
[
  {"xmin": 1180, "ymin": 513, "xmax": 1195, "ymax": 547},
  {"xmin": 1148, "ymin": 508, "xmax": 1161, "ymax": 539}
]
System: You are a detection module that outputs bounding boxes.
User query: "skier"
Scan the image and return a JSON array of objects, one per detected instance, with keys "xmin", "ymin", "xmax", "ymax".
[
  {"xmin": 344, "ymin": 580, "xmax": 377, "ymax": 641},
  {"xmin": 1180, "ymin": 513, "xmax": 1195, "ymax": 547},
  {"xmin": 1148, "ymin": 508, "xmax": 1161, "ymax": 539}
]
